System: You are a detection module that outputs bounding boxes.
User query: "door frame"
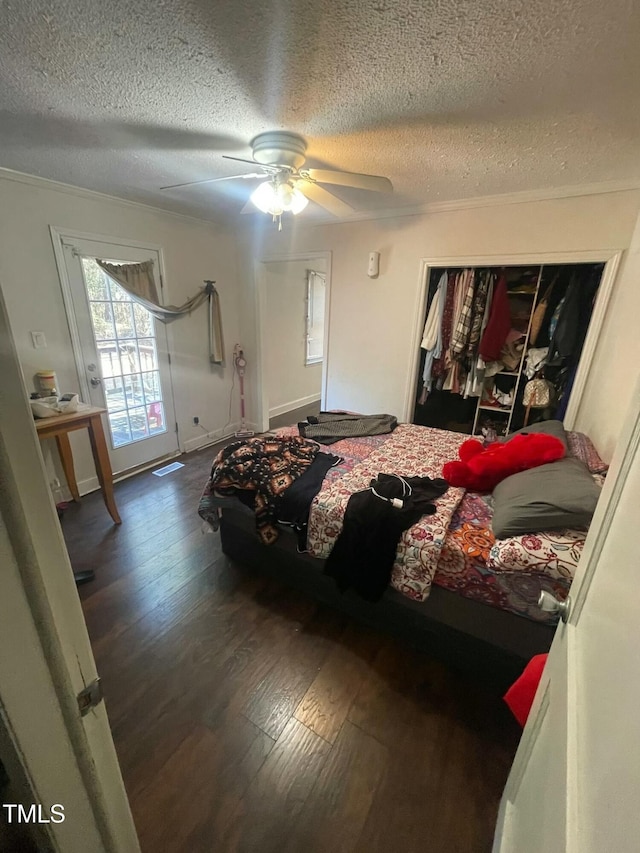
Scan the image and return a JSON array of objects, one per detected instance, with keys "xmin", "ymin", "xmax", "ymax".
[
  {"xmin": 405, "ymin": 250, "xmax": 623, "ymax": 428},
  {"xmin": 254, "ymin": 251, "xmax": 332, "ymax": 432},
  {"xmin": 50, "ymin": 226, "xmax": 180, "ymax": 472},
  {"xmin": 0, "ymin": 281, "xmax": 139, "ymax": 852}
]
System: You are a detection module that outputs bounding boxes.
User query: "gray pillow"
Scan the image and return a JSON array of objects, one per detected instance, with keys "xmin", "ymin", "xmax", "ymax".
[
  {"xmin": 492, "ymin": 456, "xmax": 600, "ymax": 539},
  {"xmin": 501, "ymin": 419, "xmax": 568, "ymax": 450}
]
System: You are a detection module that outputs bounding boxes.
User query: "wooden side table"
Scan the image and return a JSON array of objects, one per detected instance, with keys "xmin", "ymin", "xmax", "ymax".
[{"xmin": 35, "ymin": 406, "xmax": 121, "ymax": 524}]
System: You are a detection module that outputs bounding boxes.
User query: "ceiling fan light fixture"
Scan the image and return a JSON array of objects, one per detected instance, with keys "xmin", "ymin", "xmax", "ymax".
[
  {"xmin": 286, "ymin": 185, "xmax": 308, "ymax": 214},
  {"xmin": 250, "ymin": 180, "xmax": 282, "ymax": 215},
  {"xmin": 250, "ymin": 180, "xmax": 308, "ymax": 216}
]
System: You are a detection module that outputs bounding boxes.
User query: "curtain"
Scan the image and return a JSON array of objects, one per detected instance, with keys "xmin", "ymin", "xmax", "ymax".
[{"xmin": 96, "ymin": 260, "xmax": 224, "ymax": 364}]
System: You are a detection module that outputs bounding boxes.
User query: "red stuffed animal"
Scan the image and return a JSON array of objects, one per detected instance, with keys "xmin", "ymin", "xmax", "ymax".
[{"xmin": 443, "ymin": 433, "xmax": 565, "ymax": 493}]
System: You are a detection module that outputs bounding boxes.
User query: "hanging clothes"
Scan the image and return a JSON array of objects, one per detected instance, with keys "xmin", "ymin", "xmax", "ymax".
[
  {"xmin": 479, "ymin": 273, "xmax": 511, "ymax": 362},
  {"xmin": 432, "ymin": 271, "xmax": 456, "ymax": 382},
  {"xmin": 548, "ymin": 275, "xmax": 580, "ymax": 363},
  {"xmin": 445, "ymin": 270, "xmax": 474, "ymax": 394},
  {"xmin": 442, "ymin": 272, "xmax": 464, "ymax": 392},
  {"xmin": 420, "ymin": 271, "xmax": 448, "ymax": 393},
  {"xmin": 420, "ymin": 271, "xmax": 446, "ymax": 350},
  {"xmin": 466, "ymin": 270, "xmax": 491, "ymax": 357},
  {"xmin": 450, "ymin": 269, "xmax": 476, "ymax": 358},
  {"xmin": 465, "ymin": 273, "xmax": 495, "ymax": 397}
]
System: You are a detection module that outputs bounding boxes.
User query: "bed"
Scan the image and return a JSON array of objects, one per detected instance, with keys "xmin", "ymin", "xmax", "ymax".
[{"xmin": 199, "ymin": 422, "xmax": 606, "ymax": 684}]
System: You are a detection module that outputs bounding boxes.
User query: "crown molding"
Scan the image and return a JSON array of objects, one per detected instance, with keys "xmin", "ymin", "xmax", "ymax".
[
  {"xmin": 418, "ymin": 178, "xmax": 640, "ymax": 213},
  {"xmin": 0, "ymin": 167, "xmax": 225, "ymax": 228},
  {"xmin": 3, "ymin": 166, "xmax": 639, "ymax": 232},
  {"xmin": 280, "ymin": 177, "xmax": 640, "ymax": 230}
]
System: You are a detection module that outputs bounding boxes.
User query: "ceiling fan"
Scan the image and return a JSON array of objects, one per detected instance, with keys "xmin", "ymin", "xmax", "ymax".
[{"xmin": 160, "ymin": 131, "xmax": 393, "ymax": 229}]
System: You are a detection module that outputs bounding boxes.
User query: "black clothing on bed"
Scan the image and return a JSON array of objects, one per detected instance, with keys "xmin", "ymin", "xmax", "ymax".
[
  {"xmin": 278, "ymin": 452, "xmax": 342, "ymax": 549},
  {"xmin": 298, "ymin": 412, "xmax": 398, "ymax": 445},
  {"xmin": 325, "ymin": 474, "xmax": 449, "ymax": 602}
]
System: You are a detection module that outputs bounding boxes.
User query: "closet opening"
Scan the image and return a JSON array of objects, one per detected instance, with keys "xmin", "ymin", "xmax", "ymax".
[{"xmin": 412, "ymin": 262, "xmax": 605, "ymax": 437}]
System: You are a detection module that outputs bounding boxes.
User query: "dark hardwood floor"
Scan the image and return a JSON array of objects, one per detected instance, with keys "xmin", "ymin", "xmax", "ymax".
[
  {"xmin": 62, "ymin": 444, "xmax": 521, "ymax": 853},
  {"xmin": 269, "ymin": 400, "xmax": 321, "ymax": 430}
]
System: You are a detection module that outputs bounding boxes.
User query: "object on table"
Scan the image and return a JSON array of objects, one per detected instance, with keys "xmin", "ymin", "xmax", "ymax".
[
  {"xmin": 30, "ymin": 393, "xmax": 80, "ymax": 418},
  {"xmin": 35, "ymin": 369, "xmax": 59, "ymax": 397}
]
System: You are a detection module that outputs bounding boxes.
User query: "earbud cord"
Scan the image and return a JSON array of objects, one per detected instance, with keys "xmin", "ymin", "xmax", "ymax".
[{"xmin": 370, "ymin": 474, "xmax": 412, "ymax": 507}]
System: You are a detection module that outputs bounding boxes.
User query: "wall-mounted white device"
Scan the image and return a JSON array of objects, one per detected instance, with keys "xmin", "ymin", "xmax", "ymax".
[{"xmin": 367, "ymin": 251, "xmax": 380, "ymax": 278}]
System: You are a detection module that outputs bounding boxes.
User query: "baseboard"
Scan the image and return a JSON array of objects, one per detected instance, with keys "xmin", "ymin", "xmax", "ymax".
[
  {"xmin": 182, "ymin": 421, "xmax": 260, "ymax": 454},
  {"xmin": 78, "ymin": 476, "xmax": 99, "ymax": 497},
  {"xmin": 269, "ymin": 394, "xmax": 321, "ymax": 418}
]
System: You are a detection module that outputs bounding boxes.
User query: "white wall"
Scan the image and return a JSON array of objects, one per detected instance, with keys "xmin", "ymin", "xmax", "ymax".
[
  {"xmin": 263, "ymin": 258, "xmax": 324, "ymax": 416},
  {"xmin": 572, "ymin": 207, "xmax": 640, "ymax": 460},
  {"xmin": 237, "ymin": 189, "xmax": 640, "ymax": 460},
  {"xmin": 0, "ymin": 173, "xmax": 241, "ymax": 495}
]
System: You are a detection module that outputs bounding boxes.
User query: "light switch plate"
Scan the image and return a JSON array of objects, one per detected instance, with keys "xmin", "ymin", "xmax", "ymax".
[{"xmin": 30, "ymin": 331, "xmax": 47, "ymax": 349}]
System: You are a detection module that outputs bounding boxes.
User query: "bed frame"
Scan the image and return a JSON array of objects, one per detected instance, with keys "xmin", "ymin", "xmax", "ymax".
[{"xmin": 219, "ymin": 506, "xmax": 555, "ymax": 690}]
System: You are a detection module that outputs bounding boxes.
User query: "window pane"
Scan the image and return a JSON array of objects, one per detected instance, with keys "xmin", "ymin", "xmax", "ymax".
[
  {"xmin": 109, "ymin": 411, "xmax": 132, "ymax": 448},
  {"xmin": 98, "ymin": 342, "xmax": 122, "ymax": 378},
  {"xmin": 133, "ymin": 303, "xmax": 153, "ymax": 337},
  {"xmin": 103, "ymin": 376, "xmax": 126, "ymax": 413},
  {"xmin": 306, "ymin": 271, "xmax": 325, "ymax": 364},
  {"xmin": 109, "ymin": 280, "xmax": 131, "ymax": 302},
  {"xmin": 142, "ymin": 370, "xmax": 161, "ymax": 403},
  {"xmin": 137, "ymin": 338, "xmax": 158, "ymax": 372},
  {"xmin": 112, "ymin": 302, "xmax": 135, "ymax": 339},
  {"xmin": 82, "ymin": 260, "xmax": 110, "ymax": 300},
  {"xmin": 308, "ymin": 338, "xmax": 323, "ymax": 360},
  {"xmin": 128, "ymin": 406, "xmax": 149, "ymax": 441},
  {"xmin": 124, "ymin": 374, "xmax": 145, "ymax": 408},
  {"xmin": 148, "ymin": 402, "xmax": 166, "ymax": 434},
  {"xmin": 119, "ymin": 343, "xmax": 141, "ymax": 375},
  {"xmin": 89, "ymin": 301, "xmax": 115, "ymax": 341}
]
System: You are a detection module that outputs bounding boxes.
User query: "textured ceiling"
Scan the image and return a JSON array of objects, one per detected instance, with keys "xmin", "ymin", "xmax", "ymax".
[{"xmin": 1, "ymin": 0, "xmax": 640, "ymax": 223}]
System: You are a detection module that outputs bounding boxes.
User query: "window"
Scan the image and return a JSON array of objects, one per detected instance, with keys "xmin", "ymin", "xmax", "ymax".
[{"xmin": 305, "ymin": 270, "xmax": 326, "ymax": 365}]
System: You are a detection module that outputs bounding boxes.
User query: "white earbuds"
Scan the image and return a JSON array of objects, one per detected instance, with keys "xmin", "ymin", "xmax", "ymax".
[{"xmin": 370, "ymin": 475, "xmax": 412, "ymax": 509}]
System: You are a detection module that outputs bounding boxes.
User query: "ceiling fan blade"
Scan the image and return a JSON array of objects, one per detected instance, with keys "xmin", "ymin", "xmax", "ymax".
[
  {"xmin": 302, "ymin": 168, "xmax": 393, "ymax": 193},
  {"xmin": 222, "ymin": 155, "xmax": 260, "ymax": 166},
  {"xmin": 300, "ymin": 182, "xmax": 355, "ymax": 218},
  {"xmin": 224, "ymin": 155, "xmax": 284, "ymax": 175},
  {"xmin": 160, "ymin": 173, "xmax": 264, "ymax": 190}
]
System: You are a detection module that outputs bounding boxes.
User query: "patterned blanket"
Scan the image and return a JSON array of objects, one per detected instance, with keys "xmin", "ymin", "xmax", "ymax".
[
  {"xmin": 209, "ymin": 435, "xmax": 319, "ymax": 544},
  {"xmin": 305, "ymin": 424, "xmax": 467, "ymax": 602}
]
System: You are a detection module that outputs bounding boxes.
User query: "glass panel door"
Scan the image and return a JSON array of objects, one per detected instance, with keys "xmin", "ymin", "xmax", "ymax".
[
  {"xmin": 82, "ymin": 259, "xmax": 167, "ymax": 450},
  {"xmin": 59, "ymin": 236, "xmax": 179, "ymax": 476}
]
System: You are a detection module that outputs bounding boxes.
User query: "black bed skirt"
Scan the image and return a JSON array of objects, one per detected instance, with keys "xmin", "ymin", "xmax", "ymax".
[{"xmin": 219, "ymin": 507, "xmax": 554, "ymax": 690}]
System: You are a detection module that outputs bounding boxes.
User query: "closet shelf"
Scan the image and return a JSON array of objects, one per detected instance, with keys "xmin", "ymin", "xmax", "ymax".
[{"xmin": 478, "ymin": 403, "xmax": 511, "ymax": 412}]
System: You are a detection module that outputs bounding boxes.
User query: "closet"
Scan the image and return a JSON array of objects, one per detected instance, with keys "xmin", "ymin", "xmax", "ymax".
[{"xmin": 412, "ymin": 263, "xmax": 604, "ymax": 437}]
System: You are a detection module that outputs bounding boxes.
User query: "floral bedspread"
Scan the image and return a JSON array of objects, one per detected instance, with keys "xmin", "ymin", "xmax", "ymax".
[
  {"xmin": 434, "ymin": 493, "xmax": 582, "ymax": 623},
  {"xmin": 302, "ymin": 424, "xmax": 467, "ymax": 602},
  {"xmin": 202, "ymin": 424, "xmax": 606, "ymax": 622}
]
